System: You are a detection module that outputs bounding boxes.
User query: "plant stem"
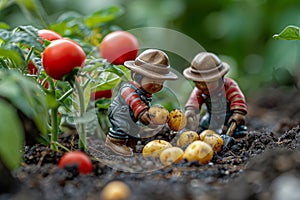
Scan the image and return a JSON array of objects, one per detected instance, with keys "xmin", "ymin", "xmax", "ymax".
[
  {"xmin": 58, "ymin": 88, "xmax": 74, "ymax": 102},
  {"xmin": 51, "ymin": 141, "xmax": 70, "ymax": 152},
  {"xmin": 50, "ymin": 106, "xmax": 59, "ymax": 151},
  {"xmin": 25, "ymin": 47, "xmax": 34, "ymax": 63},
  {"xmin": 74, "ymin": 78, "xmax": 87, "ymax": 151},
  {"xmin": 49, "ymin": 79, "xmax": 59, "ymax": 151}
]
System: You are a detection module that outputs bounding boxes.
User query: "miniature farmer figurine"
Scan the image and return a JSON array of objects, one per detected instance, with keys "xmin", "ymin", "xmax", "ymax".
[
  {"xmin": 183, "ymin": 52, "xmax": 247, "ymax": 137},
  {"xmin": 106, "ymin": 49, "xmax": 178, "ymax": 156}
]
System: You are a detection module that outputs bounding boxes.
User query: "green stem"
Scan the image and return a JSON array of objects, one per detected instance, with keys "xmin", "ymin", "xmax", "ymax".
[
  {"xmin": 25, "ymin": 47, "xmax": 34, "ymax": 63},
  {"xmin": 74, "ymin": 78, "xmax": 86, "ymax": 151},
  {"xmin": 49, "ymin": 79, "xmax": 59, "ymax": 151},
  {"xmin": 58, "ymin": 88, "xmax": 74, "ymax": 102},
  {"xmin": 51, "ymin": 141, "xmax": 70, "ymax": 152},
  {"xmin": 82, "ymin": 78, "xmax": 92, "ymax": 91},
  {"xmin": 50, "ymin": 106, "xmax": 59, "ymax": 151}
]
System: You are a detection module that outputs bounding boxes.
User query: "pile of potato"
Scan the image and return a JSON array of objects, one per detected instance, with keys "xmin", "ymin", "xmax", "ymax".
[
  {"xmin": 144, "ymin": 105, "xmax": 224, "ymax": 167},
  {"xmin": 142, "ymin": 129, "xmax": 224, "ymax": 167}
]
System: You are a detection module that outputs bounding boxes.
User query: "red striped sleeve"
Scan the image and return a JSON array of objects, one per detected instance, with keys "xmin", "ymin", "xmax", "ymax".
[
  {"xmin": 224, "ymin": 78, "xmax": 247, "ymax": 114},
  {"xmin": 120, "ymin": 86, "xmax": 148, "ymax": 118}
]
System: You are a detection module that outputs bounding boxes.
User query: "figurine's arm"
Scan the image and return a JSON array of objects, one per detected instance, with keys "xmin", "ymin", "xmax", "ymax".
[
  {"xmin": 184, "ymin": 87, "xmax": 202, "ymax": 115},
  {"xmin": 225, "ymin": 78, "xmax": 247, "ymax": 125},
  {"xmin": 120, "ymin": 86, "xmax": 151, "ymax": 125},
  {"xmin": 184, "ymin": 87, "xmax": 203, "ymax": 129}
]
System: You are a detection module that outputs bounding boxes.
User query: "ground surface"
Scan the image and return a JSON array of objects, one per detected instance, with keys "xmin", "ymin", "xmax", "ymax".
[{"xmin": 2, "ymin": 86, "xmax": 300, "ymax": 200}]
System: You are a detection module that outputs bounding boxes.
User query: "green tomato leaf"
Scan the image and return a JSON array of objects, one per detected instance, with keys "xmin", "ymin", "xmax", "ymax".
[
  {"xmin": 18, "ymin": 25, "xmax": 39, "ymax": 38},
  {"xmin": 0, "ymin": 99, "xmax": 24, "ymax": 170},
  {"xmin": 0, "ymin": 47, "xmax": 23, "ymax": 67},
  {"xmin": 0, "ymin": 70, "xmax": 48, "ymax": 136},
  {"xmin": 9, "ymin": 25, "xmax": 43, "ymax": 51},
  {"xmin": 105, "ymin": 65, "xmax": 131, "ymax": 80},
  {"xmin": 84, "ymin": 6, "xmax": 124, "ymax": 28},
  {"xmin": 92, "ymin": 72, "xmax": 121, "ymax": 91},
  {"xmin": 83, "ymin": 58, "xmax": 106, "ymax": 73},
  {"xmin": 273, "ymin": 25, "xmax": 300, "ymax": 40}
]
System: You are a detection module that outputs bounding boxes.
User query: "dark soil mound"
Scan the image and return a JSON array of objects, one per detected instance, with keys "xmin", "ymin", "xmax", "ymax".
[{"xmin": 2, "ymin": 86, "xmax": 300, "ymax": 200}]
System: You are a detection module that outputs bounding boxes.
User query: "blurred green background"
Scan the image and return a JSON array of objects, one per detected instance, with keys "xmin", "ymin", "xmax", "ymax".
[{"xmin": 1, "ymin": 0, "xmax": 300, "ymax": 96}]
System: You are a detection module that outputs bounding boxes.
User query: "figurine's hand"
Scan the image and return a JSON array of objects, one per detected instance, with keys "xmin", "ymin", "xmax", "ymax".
[
  {"xmin": 185, "ymin": 107, "xmax": 197, "ymax": 130},
  {"xmin": 229, "ymin": 111, "xmax": 245, "ymax": 126},
  {"xmin": 187, "ymin": 117, "xmax": 198, "ymax": 130},
  {"xmin": 139, "ymin": 110, "xmax": 151, "ymax": 125},
  {"xmin": 185, "ymin": 107, "xmax": 196, "ymax": 119}
]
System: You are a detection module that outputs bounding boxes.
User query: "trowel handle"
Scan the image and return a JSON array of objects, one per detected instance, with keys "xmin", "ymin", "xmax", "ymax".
[{"xmin": 226, "ymin": 121, "xmax": 237, "ymax": 137}]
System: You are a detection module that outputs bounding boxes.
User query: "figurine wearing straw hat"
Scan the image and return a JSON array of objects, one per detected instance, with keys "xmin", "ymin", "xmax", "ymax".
[
  {"xmin": 183, "ymin": 52, "xmax": 247, "ymax": 138},
  {"xmin": 106, "ymin": 49, "xmax": 178, "ymax": 157}
]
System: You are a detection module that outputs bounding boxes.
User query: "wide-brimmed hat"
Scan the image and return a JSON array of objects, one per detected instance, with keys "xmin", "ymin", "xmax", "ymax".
[
  {"xmin": 124, "ymin": 49, "xmax": 178, "ymax": 80},
  {"xmin": 183, "ymin": 52, "xmax": 230, "ymax": 82}
]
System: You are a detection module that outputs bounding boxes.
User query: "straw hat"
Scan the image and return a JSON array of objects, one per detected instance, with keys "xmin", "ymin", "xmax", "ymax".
[
  {"xmin": 183, "ymin": 52, "xmax": 230, "ymax": 82},
  {"xmin": 124, "ymin": 49, "xmax": 178, "ymax": 80}
]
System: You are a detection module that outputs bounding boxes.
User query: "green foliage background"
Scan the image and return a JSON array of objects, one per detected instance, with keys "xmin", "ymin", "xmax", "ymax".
[{"xmin": 1, "ymin": 0, "xmax": 300, "ymax": 96}]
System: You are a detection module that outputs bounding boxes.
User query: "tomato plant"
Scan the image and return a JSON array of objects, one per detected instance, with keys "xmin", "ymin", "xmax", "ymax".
[
  {"xmin": 58, "ymin": 151, "xmax": 93, "ymax": 174},
  {"xmin": 0, "ymin": 8, "xmax": 132, "ymax": 153},
  {"xmin": 100, "ymin": 31, "xmax": 139, "ymax": 65},
  {"xmin": 42, "ymin": 39, "xmax": 86, "ymax": 80}
]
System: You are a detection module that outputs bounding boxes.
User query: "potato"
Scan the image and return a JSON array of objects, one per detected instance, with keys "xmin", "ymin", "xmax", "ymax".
[
  {"xmin": 159, "ymin": 147, "xmax": 184, "ymax": 166},
  {"xmin": 100, "ymin": 181, "xmax": 131, "ymax": 200},
  {"xmin": 200, "ymin": 132, "xmax": 224, "ymax": 153},
  {"xmin": 199, "ymin": 129, "xmax": 217, "ymax": 141},
  {"xmin": 148, "ymin": 105, "xmax": 169, "ymax": 125},
  {"xmin": 183, "ymin": 141, "xmax": 213, "ymax": 164},
  {"xmin": 142, "ymin": 140, "xmax": 172, "ymax": 158},
  {"xmin": 167, "ymin": 109, "xmax": 187, "ymax": 131},
  {"xmin": 177, "ymin": 130, "xmax": 199, "ymax": 147}
]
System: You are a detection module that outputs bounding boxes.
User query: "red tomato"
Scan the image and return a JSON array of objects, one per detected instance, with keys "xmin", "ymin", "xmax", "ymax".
[
  {"xmin": 58, "ymin": 151, "xmax": 92, "ymax": 174},
  {"xmin": 38, "ymin": 29, "xmax": 62, "ymax": 42},
  {"xmin": 90, "ymin": 89, "xmax": 112, "ymax": 100},
  {"xmin": 100, "ymin": 31, "xmax": 139, "ymax": 65},
  {"xmin": 42, "ymin": 39, "xmax": 86, "ymax": 80}
]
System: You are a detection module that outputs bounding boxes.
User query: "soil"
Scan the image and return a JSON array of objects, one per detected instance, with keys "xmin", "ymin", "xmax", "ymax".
[{"xmin": 1, "ymin": 86, "xmax": 300, "ymax": 200}]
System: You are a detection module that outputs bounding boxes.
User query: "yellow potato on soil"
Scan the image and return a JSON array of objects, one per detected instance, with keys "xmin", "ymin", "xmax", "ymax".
[
  {"xmin": 199, "ymin": 129, "xmax": 217, "ymax": 141},
  {"xmin": 159, "ymin": 147, "xmax": 184, "ymax": 166},
  {"xmin": 177, "ymin": 130, "xmax": 199, "ymax": 147},
  {"xmin": 167, "ymin": 109, "xmax": 187, "ymax": 131},
  {"xmin": 100, "ymin": 181, "xmax": 131, "ymax": 200},
  {"xmin": 183, "ymin": 141, "xmax": 213, "ymax": 164},
  {"xmin": 200, "ymin": 132, "xmax": 224, "ymax": 153},
  {"xmin": 148, "ymin": 105, "xmax": 169, "ymax": 125},
  {"xmin": 142, "ymin": 140, "xmax": 172, "ymax": 158}
]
